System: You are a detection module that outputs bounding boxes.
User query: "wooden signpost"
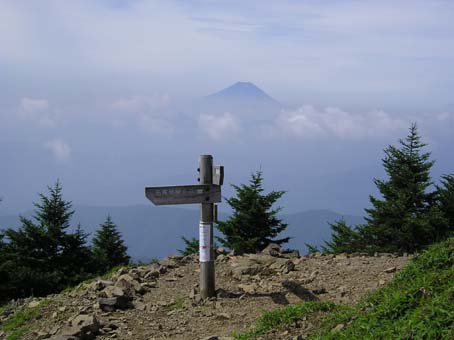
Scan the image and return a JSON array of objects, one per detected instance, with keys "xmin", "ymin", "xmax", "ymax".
[{"xmin": 145, "ymin": 155, "xmax": 224, "ymax": 298}]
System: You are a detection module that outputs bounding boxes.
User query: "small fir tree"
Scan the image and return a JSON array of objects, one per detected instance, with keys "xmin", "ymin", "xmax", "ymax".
[
  {"xmin": 326, "ymin": 124, "xmax": 446, "ymax": 254},
  {"xmin": 437, "ymin": 174, "xmax": 454, "ymax": 231},
  {"xmin": 0, "ymin": 230, "xmax": 12, "ymax": 301},
  {"xmin": 216, "ymin": 170, "xmax": 289, "ymax": 253},
  {"xmin": 322, "ymin": 220, "xmax": 365, "ymax": 254},
  {"xmin": 361, "ymin": 123, "xmax": 439, "ymax": 253},
  {"xmin": 92, "ymin": 215, "xmax": 130, "ymax": 274},
  {"xmin": 304, "ymin": 243, "xmax": 320, "ymax": 255},
  {"xmin": 3, "ymin": 181, "xmax": 93, "ymax": 297},
  {"xmin": 178, "ymin": 236, "xmax": 199, "ymax": 256}
]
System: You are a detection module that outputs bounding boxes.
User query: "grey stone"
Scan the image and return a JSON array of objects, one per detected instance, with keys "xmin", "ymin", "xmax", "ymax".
[
  {"xmin": 95, "ymin": 280, "xmax": 113, "ymax": 291},
  {"xmin": 331, "ymin": 323, "xmax": 345, "ymax": 333},
  {"xmin": 61, "ymin": 314, "xmax": 99, "ymax": 340},
  {"xmin": 261, "ymin": 243, "xmax": 281, "ymax": 257},
  {"xmin": 384, "ymin": 266, "xmax": 397, "ymax": 273}
]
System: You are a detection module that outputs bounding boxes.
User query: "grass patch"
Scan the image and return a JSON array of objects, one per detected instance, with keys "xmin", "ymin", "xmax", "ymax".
[
  {"xmin": 5, "ymin": 327, "xmax": 29, "ymax": 340},
  {"xmin": 233, "ymin": 301, "xmax": 337, "ymax": 340},
  {"xmin": 167, "ymin": 296, "xmax": 186, "ymax": 312},
  {"xmin": 1, "ymin": 299, "xmax": 51, "ymax": 340}
]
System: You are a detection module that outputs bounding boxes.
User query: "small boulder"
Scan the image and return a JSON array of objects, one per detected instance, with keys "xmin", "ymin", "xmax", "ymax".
[
  {"xmin": 115, "ymin": 274, "xmax": 144, "ymax": 295},
  {"xmin": 61, "ymin": 314, "xmax": 99, "ymax": 340},
  {"xmin": 335, "ymin": 253, "xmax": 349, "ymax": 260},
  {"xmin": 28, "ymin": 300, "xmax": 41, "ymax": 308},
  {"xmin": 161, "ymin": 255, "xmax": 183, "ymax": 268},
  {"xmin": 281, "ymin": 249, "xmax": 300, "ymax": 259},
  {"xmin": 97, "ymin": 285, "xmax": 133, "ymax": 311},
  {"xmin": 238, "ymin": 283, "xmax": 258, "ymax": 294},
  {"xmin": 95, "ymin": 280, "xmax": 113, "ymax": 291},
  {"xmin": 269, "ymin": 258, "xmax": 295, "ymax": 273},
  {"xmin": 384, "ymin": 266, "xmax": 397, "ymax": 273},
  {"xmin": 331, "ymin": 323, "xmax": 345, "ymax": 333},
  {"xmin": 261, "ymin": 243, "xmax": 281, "ymax": 257}
]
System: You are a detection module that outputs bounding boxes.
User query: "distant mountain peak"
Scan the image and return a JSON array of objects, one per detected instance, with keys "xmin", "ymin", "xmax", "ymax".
[{"xmin": 207, "ymin": 81, "xmax": 277, "ymax": 103}]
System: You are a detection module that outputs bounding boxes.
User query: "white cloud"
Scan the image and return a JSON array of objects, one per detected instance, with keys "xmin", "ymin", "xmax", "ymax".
[
  {"xmin": 276, "ymin": 105, "xmax": 408, "ymax": 140},
  {"xmin": 138, "ymin": 114, "xmax": 175, "ymax": 136},
  {"xmin": 17, "ymin": 98, "xmax": 56, "ymax": 127},
  {"xmin": 111, "ymin": 94, "xmax": 174, "ymax": 135},
  {"xmin": 44, "ymin": 139, "xmax": 71, "ymax": 162},
  {"xmin": 199, "ymin": 112, "xmax": 240, "ymax": 140},
  {"xmin": 111, "ymin": 94, "xmax": 170, "ymax": 113}
]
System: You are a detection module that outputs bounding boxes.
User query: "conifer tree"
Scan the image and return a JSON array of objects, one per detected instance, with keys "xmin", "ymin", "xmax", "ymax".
[
  {"xmin": 92, "ymin": 215, "xmax": 130, "ymax": 274},
  {"xmin": 3, "ymin": 181, "xmax": 93, "ymax": 297},
  {"xmin": 437, "ymin": 174, "xmax": 454, "ymax": 231},
  {"xmin": 216, "ymin": 171, "xmax": 289, "ymax": 253},
  {"xmin": 0, "ymin": 230, "xmax": 12, "ymax": 301},
  {"xmin": 326, "ymin": 124, "xmax": 446, "ymax": 254},
  {"xmin": 322, "ymin": 220, "xmax": 365, "ymax": 254},
  {"xmin": 360, "ymin": 123, "xmax": 440, "ymax": 253},
  {"xmin": 178, "ymin": 236, "xmax": 199, "ymax": 256}
]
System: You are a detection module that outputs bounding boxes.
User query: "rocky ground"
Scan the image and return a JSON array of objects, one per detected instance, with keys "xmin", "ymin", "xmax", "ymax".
[{"xmin": 0, "ymin": 246, "xmax": 411, "ymax": 340}]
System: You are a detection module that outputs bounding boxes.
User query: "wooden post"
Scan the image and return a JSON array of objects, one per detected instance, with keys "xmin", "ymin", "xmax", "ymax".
[{"xmin": 198, "ymin": 155, "xmax": 215, "ymax": 298}]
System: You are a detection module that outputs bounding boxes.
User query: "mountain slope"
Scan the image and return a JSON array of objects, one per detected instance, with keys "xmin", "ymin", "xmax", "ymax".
[
  {"xmin": 207, "ymin": 82, "xmax": 278, "ymax": 104},
  {"xmin": 192, "ymin": 81, "xmax": 285, "ymax": 122}
]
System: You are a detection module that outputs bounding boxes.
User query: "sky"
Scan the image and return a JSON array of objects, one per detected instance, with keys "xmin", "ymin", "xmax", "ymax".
[{"xmin": 0, "ymin": 0, "xmax": 453, "ymax": 216}]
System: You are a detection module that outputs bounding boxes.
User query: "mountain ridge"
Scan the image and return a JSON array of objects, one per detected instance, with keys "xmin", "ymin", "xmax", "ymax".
[
  {"xmin": 0, "ymin": 205, "xmax": 364, "ymax": 261},
  {"xmin": 207, "ymin": 81, "xmax": 278, "ymax": 103}
]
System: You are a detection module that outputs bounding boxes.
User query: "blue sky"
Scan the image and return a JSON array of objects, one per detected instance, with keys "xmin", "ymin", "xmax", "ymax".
[{"xmin": 0, "ymin": 0, "xmax": 453, "ymax": 215}]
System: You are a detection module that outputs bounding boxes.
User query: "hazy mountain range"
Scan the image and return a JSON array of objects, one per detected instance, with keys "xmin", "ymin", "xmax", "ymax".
[{"xmin": 0, "ymin": 205, "xmax": 363, "ymax": 261}]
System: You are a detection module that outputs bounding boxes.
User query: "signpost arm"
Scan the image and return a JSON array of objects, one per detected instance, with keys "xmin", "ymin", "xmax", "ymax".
[{"xmin": 199, "ymin": 155, "xmax": 215, "ymax": 298}]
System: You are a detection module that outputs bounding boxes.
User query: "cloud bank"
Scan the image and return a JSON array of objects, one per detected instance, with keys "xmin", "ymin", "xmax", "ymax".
[
  {"xmin": 276, "ymin": 105, "xmax": 408, "ymax": 140},
  {"xmin": 199, "ymin": 112, "xmax": 240, "ymax": 140},
  {"xmin": 17, "ymin": 98, "xmax": 56, "ymax": 127}
]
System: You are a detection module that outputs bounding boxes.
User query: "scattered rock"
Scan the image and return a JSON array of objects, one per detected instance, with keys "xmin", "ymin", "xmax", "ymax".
[
  {"xmin": 60, "ymin": 314, "xmax": 99, "ymax": 340},
  {"xmin": 216, "ymin": 247, "xmax": 228, "ymax": 255},
  {"xmin": 115, "ymin": 274, "xmax": 145, "ymax": 295},
  {"xmin": 269, "ymin": 258, "xmax": 295, "ymax": 273},
  {"xmin": 97, "ymin": 287, "xmax": 132, "ymax": 312},
  {"xmin": 261, "ymin": 243, "xmax": 281, "ymax": 257},
  {"xmin": 281, "ymin": 249, "xmax": 300, "ymax": 259},
  {"xmin": 95, "ymin": 280, "xmax": 113, "ymax": 291},
  {"xmin": 384, "ymin": 266, "xmax": 397, "ymax": 273},
  {"xmin": 331, "ymin": 323, "xmax": 345, "ymax": 333},
  {"xmin": 216, "ymin": 312, "xmax": 231, "ymax": 320},
  {"xmin": 28, "ymin": 300, "xmax": 41, "ymax": 308},
  {"xmin": 238, "ymin": 283, "xmax": 258, "ymax": 294},
  {"xmin": 335, "ymin": 253, "xmax": 349, "ymax": 260},
  {"xmin": 161, "ymin": 255, "xmax": 184, "ymax": 268}
]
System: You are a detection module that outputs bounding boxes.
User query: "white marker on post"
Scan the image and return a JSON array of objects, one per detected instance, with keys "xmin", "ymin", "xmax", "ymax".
[{"xmin": 199, "ymin": 222, "xmax": 211, "ymax": 262}]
